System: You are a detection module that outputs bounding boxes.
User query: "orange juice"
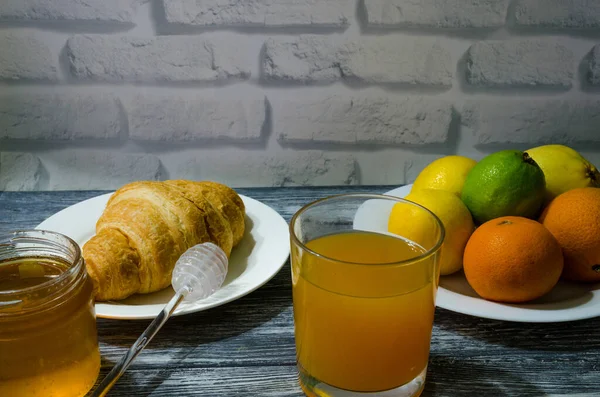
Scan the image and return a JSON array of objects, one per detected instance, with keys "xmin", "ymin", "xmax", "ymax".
[{"xmin": 292, "ymin": 231, "xmax": 437, "ymax": 393}]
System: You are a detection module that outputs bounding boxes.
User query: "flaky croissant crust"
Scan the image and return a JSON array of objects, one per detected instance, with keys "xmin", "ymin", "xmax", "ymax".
[{"xmin": 82, "ymin": 180, "xmax": 245, "ymax": 301}]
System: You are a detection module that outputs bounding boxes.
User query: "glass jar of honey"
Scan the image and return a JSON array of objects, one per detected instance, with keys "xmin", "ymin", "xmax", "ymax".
[{"xmin": 0, "ymin": 230, "xmax": 100, "ymax": 397}]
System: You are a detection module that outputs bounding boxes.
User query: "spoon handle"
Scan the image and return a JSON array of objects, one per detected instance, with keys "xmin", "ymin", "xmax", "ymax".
[{"xmin": 90, "ymin": 291, "xmax": 186, "ymax": 397}]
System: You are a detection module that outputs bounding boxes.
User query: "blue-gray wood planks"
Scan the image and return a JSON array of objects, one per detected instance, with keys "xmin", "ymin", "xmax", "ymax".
[{"xmin": 1, "ymin": 186, "xmax": 599, "ymax": 396}]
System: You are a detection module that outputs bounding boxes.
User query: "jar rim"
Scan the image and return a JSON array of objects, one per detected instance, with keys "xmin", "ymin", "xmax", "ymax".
[{"xmin": 0, "ymin": 230, "xmax": 83, "ymax": 303}]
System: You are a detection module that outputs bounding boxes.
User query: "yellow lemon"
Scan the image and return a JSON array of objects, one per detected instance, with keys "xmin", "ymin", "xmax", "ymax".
[
  {"xmin": 388, "ymin": 189, "xmax": 475, "ymax": 275},
  {"xmin": 525, "ymin": 144, "xmax": 600, "ymax": 203},
  {"xmin": 412, "ymin": 155, "xmax": 477, "ymax": 197}
]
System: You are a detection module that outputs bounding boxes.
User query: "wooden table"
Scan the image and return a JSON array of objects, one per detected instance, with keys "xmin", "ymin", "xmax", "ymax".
[{"xmin": 1, "ymin": 186, "xmax": 599, "ymax": 396}]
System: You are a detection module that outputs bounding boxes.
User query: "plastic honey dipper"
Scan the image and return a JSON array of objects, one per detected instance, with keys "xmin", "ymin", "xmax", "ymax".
[{"xmin": 90, "ymin": 242, "xmax": 229, "ymax": 397}]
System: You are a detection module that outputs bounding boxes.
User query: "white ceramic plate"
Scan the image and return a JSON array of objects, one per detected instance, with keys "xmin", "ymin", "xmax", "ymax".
[
  {"xmin": 354, "ymin": 184, "xmax": 600, "ymax": 323},
  {"xmin": 36, "ymin": 193, "xmax": 290, "ymax": 320}
]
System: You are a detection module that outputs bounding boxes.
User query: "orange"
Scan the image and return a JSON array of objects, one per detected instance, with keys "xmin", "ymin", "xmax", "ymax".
[
  {"xmin": 539, "ymin": 187, "xmax": 600, "ymax": 282},
  {"xmin": 463, "ymin": 216, "xmax": 563, "ymax": 303}
]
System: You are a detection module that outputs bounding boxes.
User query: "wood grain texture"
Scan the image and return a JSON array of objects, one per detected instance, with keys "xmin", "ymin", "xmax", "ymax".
[{"xmin": 1, "ymin": 186, "xmax": 600, "ymax": 396}]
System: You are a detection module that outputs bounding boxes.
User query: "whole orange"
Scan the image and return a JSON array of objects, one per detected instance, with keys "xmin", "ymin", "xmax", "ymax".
[
  {"xmin": 463, "ymin": 216, "xmax": 563, "ymax": 303},
  {"xmin": 539, "ymin": 187, "xmax": 600, "ymax": 282}
]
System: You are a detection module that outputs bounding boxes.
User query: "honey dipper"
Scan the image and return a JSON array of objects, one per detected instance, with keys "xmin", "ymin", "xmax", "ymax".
[{"xmin": 90, "ymin": 242, "xmax": 229, "ymax": 397}]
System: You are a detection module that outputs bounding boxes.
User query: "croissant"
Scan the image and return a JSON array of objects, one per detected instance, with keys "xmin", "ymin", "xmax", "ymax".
[{"xmin": 82, "ymin": 180, "xmax": 246, "ymax": 301}]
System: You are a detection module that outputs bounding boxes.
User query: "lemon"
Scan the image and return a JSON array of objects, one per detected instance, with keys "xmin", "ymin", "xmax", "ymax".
[
  {"xmin": 412, "ymin": 155, "xmax": 477, "ymax": 197},
  {"xmin": 461, "ymin": 150, "xmax": 546, "ymax": 224},
  {"xmin": 525, "ymin": 144, "xmax": 600, "ymax": 203},
  {"xmin": 388, "ymin": 189, "xmax": 475, "ymax": 276}
]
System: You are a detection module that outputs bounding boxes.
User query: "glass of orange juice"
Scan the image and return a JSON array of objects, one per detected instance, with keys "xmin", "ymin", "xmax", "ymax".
[{"xmin": 290, "ymin": 194, "xmax": 444, "ymax": 397}]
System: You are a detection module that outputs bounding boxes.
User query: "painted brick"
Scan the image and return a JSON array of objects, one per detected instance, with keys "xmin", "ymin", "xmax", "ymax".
[
  {"xmin": 354, "ymin": 152, "xmax": 408, "ymax": 185},
  {"xmin": 0, "ymin": 153, "xmax": 42, "ymax": 191},
  {"xmin": 163, "ymin": 0, "xmax": 352, "ymax": 27},
  {"xmin": 263, "ymin": 35, "xmax": 452, "ymax": 86},
  {"xmin": 275, "ymin": 96, "xmax": 452, "ymax": 145},
  {"xmin": 514, "ymin": 0, "xmax": 600, "ymax": 28},
  {"xmin": 0, "ymin": 29, "xmax": 57, "ymax": 81},
  {"xmin": 462, "ymin": 100, "xmax": 600, "ymax": 145},
  {"xmin": 171, "ymin": 151, "xmax": 357, "ymax": 187},
  {"xmin": 0, "ymin": 94, "xmax": 121, "ymax": 140},
  {"xmin": 365, "ymin": 0, "xmax": 510, "ymax": 28},
  {"xmin": 127, "ymin": 95, "xmax": 266, "ymax": 141},
  {"xmin": 589, "ymin": 45, "xmax": 600, "ymax": 86},
  {"xmin": 45, "ymin": 151, "xmax": 161, "ymax": 190},
  {"xmin": 66, "ymin": 35, "xmax": 251, "ymax": 83},
  {"xmin": 0, "ymin": 0, "xmax": 141, "ymax": 24},
  {"xmin": 466, "ymin": 40, "xmax": 574, "ymax": 88}
]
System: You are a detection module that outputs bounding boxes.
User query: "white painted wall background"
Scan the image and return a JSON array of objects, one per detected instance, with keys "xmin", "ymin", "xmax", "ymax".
[{"xmin": 0, "ymin": 0, "xmax": 599, "ymax": 191}]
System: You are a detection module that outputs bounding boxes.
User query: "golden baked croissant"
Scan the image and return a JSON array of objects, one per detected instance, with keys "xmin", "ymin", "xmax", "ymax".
[{"xmin": 82, "ymin": 180, "xmax": 246, "ymax": 301}]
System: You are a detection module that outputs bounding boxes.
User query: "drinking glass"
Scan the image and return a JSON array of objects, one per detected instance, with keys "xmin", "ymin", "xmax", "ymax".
[{"xmin": 290, "ymin": 194, "xmax": 444, "ymax": 397}]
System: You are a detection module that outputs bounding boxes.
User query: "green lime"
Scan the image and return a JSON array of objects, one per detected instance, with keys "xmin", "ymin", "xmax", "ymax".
[{"xmin": 461, "ymin": 150, "xmax": 546, "ymax": 224}]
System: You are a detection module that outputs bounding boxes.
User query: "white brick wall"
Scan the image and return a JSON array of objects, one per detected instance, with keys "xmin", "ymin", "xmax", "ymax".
[
  {"xmin": 274, "ymin": 96, "xmax": 452, "ymax": 144},
  {"xmin": 0, "ymin": 30, "xmax": 58, "ymax": 81},
  {"xmin": 466, "ymin": 39, "xmax": 574, "ymax": 88},
  {"xmin": 0, "ymin": 0, "xmax": 599, "ymax": 190},
  {"xmin": 66, "ymin": 35, "xmax": 252, "ymax": 83},
  {"xmin": 0, "ymin": 1, "xmax": 142, "ymax": 24},
  {"xmin": 127, "ymin": 95, "xmax": 267, "ymax": 142},
  {"xmin": 0, "ymin": 93, "xmax": 122, "ymax": 139},
  {"xmin": 262, "ymin": 36, "xmax": 453, "ymax": 86},
  {"xmin": 166, "ymin": 151, "xmax": 357, "ymax": 187},
  {"xmin": 462, "ymin": 100, "xmax": 600, "ymax": 145},
  {"xmin": 590, "ymin": 45, "xmax": 600, "ymax": 86},
  {"xmin": 44, "ymin": 151, "xmax": 162, "ymax": 190},
  {"xmin": 364, "ymin": 0, "xmax": 510, "ymax": 28},
  {"xmin": 0, "ymin": 153, "xmax": 42, "ymax": 191},
  {"xmin": 163, "ymin": 0, "xmax": 353, "ymax": 27},
  {"xmin": 513, "ymin": 0, "xmax": 600, "ymax": 28}
]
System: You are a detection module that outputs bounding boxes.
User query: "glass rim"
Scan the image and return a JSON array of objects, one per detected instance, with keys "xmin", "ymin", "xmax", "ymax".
[
  {"xmin": 289, "ymin": 192, "xmax": 446, "ymax": 266},
  {"xmin": 0, "ymin": 229, "xmax": 83, "ymax": 299}
]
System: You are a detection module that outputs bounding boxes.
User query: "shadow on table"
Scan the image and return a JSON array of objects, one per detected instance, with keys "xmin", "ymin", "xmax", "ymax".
[
  {"xmin": 434, "ymin": 308, "xmax": 600, "ymax": 352},
  {"xmin": 92, "ymin": 265, "xmax": 292, "ymax": 395},
  {"xmin": 97, "ymin": 270, "xmax": 291, "ymax": 347},
  {"xmin": 422, "ymin": 354, "xmax": 543, "ymax": 396}
]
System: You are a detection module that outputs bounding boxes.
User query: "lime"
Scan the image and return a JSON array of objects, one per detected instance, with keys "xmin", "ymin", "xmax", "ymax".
[{"xmin": 461, "ymin": 150, "xmax": 546, "ymax": 224}]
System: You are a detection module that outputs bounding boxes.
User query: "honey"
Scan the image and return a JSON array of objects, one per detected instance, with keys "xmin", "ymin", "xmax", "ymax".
[{"xmin": 0, "ymin": 231, "xmax": 100, "ymax": 397}]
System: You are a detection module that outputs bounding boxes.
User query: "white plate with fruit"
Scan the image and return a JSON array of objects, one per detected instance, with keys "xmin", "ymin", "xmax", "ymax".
[{"xmin": 372, "ymin": 146, "xmax": 600, "ymax": 323}]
